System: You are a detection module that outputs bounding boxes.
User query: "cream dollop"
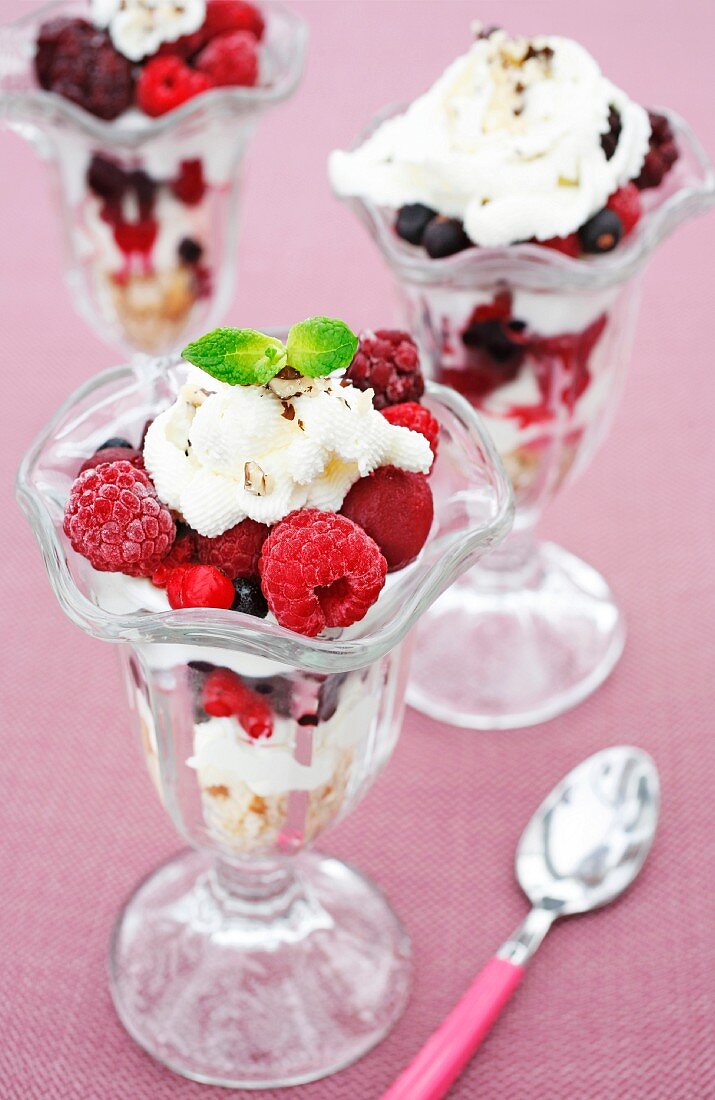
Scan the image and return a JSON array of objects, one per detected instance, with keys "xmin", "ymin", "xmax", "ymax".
[
  {"xmin": 91, "ymin": 0, "xmax": 206, "ymax": 62},
  {"xmin": 143, "ymin": 376, "xmax": 433, "ymax": 536},
  {"xmin": 329, "ymin": 30, "xmax": 651, "ymax": 247}
]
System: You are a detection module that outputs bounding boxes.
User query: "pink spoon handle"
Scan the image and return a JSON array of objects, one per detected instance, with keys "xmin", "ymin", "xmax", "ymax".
[{"xmin": 382, "ymin": 956, "xmax": 524, "ymax": 1100}]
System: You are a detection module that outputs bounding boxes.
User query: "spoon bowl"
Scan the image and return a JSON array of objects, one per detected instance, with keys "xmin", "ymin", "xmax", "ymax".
[{"xmin": 517, "ymin": 745, "xmax": 660, "ymax": 917}]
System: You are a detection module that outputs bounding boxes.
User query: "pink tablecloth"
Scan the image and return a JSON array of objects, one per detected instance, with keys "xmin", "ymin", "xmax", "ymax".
[{"xmin": 1, "ymin": 2, "xmax": 714, "ymax": 1097}]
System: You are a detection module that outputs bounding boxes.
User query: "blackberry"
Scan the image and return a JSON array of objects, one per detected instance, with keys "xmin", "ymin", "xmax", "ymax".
[
  {"xmin": 232, "ymin": 578, "xmax": 268, "ymax": 618},
  {"xmin": 130, "ymin": 170, "xmax": 158, "ymax": 220},
  {"xmin": 422, "ymin": 217, "xmax": 471, "ymax": 258},
  {"xmin": 462, "ymin": 319, "xmax": 524, "ymax": 363},
  {"xmin": 345, "ymin": 329, "xmax": 424, "ymax": 410},
  {"xmin": 87, "ymin": 155, "xmax": 128, "ymax": 204},
  {"xmin": 35, "ymin": 17, "xmax": 134, "ymax": 121},
  {"xmin": 600, "ymin": 106, "xmax": 622, "ymax": 161},
  {"xmin": 395, "ymin": 203, "xmax": 437, "ymax": 246},
  {"xmin": 635, "ymin": 110, "xmax": 679, "ymax": 190},
  {"xmin": 178, "ymin": 237, "xmax": 204, "ymax": 265}
]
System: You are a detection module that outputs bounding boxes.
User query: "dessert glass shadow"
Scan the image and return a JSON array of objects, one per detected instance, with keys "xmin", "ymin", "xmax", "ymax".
[
  {"xmin": 0, "ymin": 0, "xmax": 306, "ymax": 357},
  {"xmin": 341, "ymin": 104, "xmax": 715, "ymax": 730},
  {"xmin": 17, "ymin": 350, "xmax": 512, "ymax": 1088}
]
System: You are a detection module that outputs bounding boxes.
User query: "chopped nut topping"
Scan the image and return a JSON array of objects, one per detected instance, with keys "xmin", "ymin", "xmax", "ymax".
[
  {"xmin": 244, "ymin": 461, "xmax": 272, "ymax": 496},
  {"xmin": 205, "ymin": 785, "xmax": 229, "ymax": 799}
]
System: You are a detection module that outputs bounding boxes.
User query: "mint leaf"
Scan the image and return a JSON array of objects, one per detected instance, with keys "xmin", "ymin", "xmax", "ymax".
[
  {"xmin": 286, "ymin": 317, "xmax": 358, "ymax": 377},
  {"xmin": 182, "ymin": 329, "xmax": 287, "ymax": 386}
]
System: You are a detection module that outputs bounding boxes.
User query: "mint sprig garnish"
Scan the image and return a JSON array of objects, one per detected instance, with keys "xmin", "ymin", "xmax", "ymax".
[
  {"xmin": 286, "ymin": 317, "xmax": 358, "ymax": 377},
  {"xmin": 181, "ymin": 317, "xmax": 358, "ymax": 386},
  {"xmin": 182, "ymin": 328, "xmax": 288, "ymax": 386}
]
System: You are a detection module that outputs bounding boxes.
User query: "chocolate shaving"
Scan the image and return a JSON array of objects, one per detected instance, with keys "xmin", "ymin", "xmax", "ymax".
[
  {"xmin": 297, "ymin": 419, "xmax": 305, "ymax": 432},
  {"xmin": 281, "ymin": 401, "xmax": 295, "ymax": 421},
  {"xmin": 276, "ymin": 366, "xmax": 301, "ymax": 380}
]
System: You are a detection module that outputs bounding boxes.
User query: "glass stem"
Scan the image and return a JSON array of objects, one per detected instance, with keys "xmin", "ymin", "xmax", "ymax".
[
  {"xmin": 209, "ymin": 855, "xmax": 332, "ymax": 938},
  {"xmin": 471, "ymin": 527, "xmax": 541, "ymax": 590}
]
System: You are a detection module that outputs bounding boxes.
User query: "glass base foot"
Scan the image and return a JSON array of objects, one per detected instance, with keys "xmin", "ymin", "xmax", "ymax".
[
  {"xmin": 109, "ymin": 849, "xmax": 411, "ymax": 1088},
  {"xmin": 407, "ymin": 541, "xmax": 626, "ymax": 730}
]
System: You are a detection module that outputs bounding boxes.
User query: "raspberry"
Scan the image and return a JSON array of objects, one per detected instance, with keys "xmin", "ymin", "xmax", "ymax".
[
  {"xmin": 170, "ymin": 159, "xmax": 206, "ymax": 205},
  {"xmin": 202, "ymin": 668, "xmax": 273, "ymax": 739},
  {"xmin": 34, "ymin": 17, "xmax": 134, "ymax": 120},
  {"xmin": 341, "ymin": 467, "xmax": 434, "ymax": 572},
  {"xmin": 136, "ymin": 56, "xmax": 214, "ymax": 118},
  {"xmin": 166, "ymin": 563, "xmax": 235, "ymax": 609},
  {"xmin": 203, "ymin": 0, "xmax": 265, "ymax": 42},
  {"xmin": 539, "ymin": 233, "xmax": 580, "ymax": 257},
  {"xmin": 381, "ymin": 402, "xmax": 439, "ymax": 462},
  {"xmin": 63, "ymin": 461, "xmax": 175, "ymax": 577},
  {"xmin": 195, "ymin": 30, "xmax": 259, "ymax": 87},
  {"xmin": 606, "ymin": 184, "xmax": 641, "ymax": 236},
  {"xmin": 79, "ymin": 446, "xmax": 144, "ymax": 474},
  {"xmin": 259, "ymin": 510, "xmax": 387, "ymax": 637},
  {"xmin": 151, "ymin": 530, "xmax": 197, "ymax": 587},
  {"xmin": 113, "ymin": 220, "xmax": 158, "ymax": 256},
  {"xmin": 196, "ymin": 518, "xmax": 269, "ymax": 579},
  {"xmin": 346, "ymin": 330, "xmax": 424, "ymax": 410}
]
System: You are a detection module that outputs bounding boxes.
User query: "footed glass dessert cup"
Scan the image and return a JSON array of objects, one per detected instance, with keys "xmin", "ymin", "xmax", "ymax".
[
  {"xmin": 0, "ymin": 1, "xmax": 306, "ymax": 357},
  {"xmin": 343, "ymin": 105, "xmax": 715, "ymax": 730},
  {"xmin": 17, "ymin": 350, "xmax": 512, "ymax": 1088}
]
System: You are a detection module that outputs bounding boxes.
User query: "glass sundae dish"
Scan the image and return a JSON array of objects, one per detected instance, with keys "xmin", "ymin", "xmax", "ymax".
[
  {"xmin": 0, "ymin": 0, "xmax": 306, "ymax": 355},
  {"xmin": 329, "ymin": 25, "xmax": 715, "ymax": 729},
  {"xmin": 17, "ymin": 317, "xmax": 512, "ymax": 1086}
]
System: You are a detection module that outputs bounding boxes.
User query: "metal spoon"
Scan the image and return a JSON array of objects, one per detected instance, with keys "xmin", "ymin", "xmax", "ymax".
[{"xmin": 384, "ymin": 745, "xmax": 660, "ymax": 1100}]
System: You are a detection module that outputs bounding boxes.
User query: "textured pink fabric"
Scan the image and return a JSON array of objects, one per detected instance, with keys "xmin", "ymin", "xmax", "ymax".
[{"xmin": 1, "ymin": 1, "xmax": 715, "ymax": 1098}]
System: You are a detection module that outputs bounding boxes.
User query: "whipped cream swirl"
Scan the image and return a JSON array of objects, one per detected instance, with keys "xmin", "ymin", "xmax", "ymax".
[
  {"xmin": 143, "ymin": 376, "xmax": 433, "ymax": 536},
  {"xmin": 91, "ymin": 0, "xmax": 206, "ymax": 62},
  {"xmin": 329, "ymin": 30, "xmax": 651, "ymax": 247}
]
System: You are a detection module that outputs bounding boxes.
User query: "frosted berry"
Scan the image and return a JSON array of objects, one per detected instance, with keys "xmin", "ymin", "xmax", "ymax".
[
  {"xmin": 63, "ymin": 461, "xmax": 175, "ymax": 576},
  {"xmin": 196, "ymin": 518, "xmax": 269, "ymax": 579},
  {"xmin": 166, "ymin": 563, "xmax": 235, "ymax": 609},
  {"xmin": 606, "ymin": 184, "xmax": 641, "ymax": 236},
  {"xmin": 341, "ymin": 467, "xmax": 433, "ymax": 572},
  {"xmin": 151, "ymin": 530, "xmax": 197, "ymax": 587},
  {"xmin": 259, "ymin": 510, "xmax": 387, "ymax": 637},
  {"xmin": 79, "ymin": 446, "xmax": 144, "ymax": 474},
  {"xmin": 202, "ymin": 0, "xmax": 265, "ymax": 42},
  {"xmin": 381, "ymin": 402, "xmax": 439, "ymax": 462},
  {"xmin": 232, "ymin": 578, "xmax": 269, "ymax": 618},
  {"xmin": 396, "ymin": 203, "xmax": 438, "ymax": 246},
  {"xmin": 136, "ymin": 56, "xmax": 213, "ymax": 118},
  {"xmin": 195, "ymin": 30, "xmax": 258, "ymax": 87},
  {"xmin": 346, "ymin": 329, "xmax": 424, "ymax": 410},
  {"xmin": 202, "ymin": 668, "xmax": 273, "ymax": 739},
  {"xmin": 35, "ymin": 17, "xmax": 134, "ymax": 120}
]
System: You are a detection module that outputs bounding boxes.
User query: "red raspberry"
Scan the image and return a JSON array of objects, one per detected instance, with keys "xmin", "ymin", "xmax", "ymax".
[
  {"xmin": 79, "ymin": 446, "xmax": 144, "ymax": 474},
  {"xmin": 34, "ymin": 17, "xmax": 134, "ymax": 121},
  {"xmin": 202, "ymin": 668, "xmax": 273, "ymax": 739},
  {"xmin": 113, "ymin": 220, "xmax": 159, "ymax": 256},
  {"xmin": 539, "ymin": 233, "xmax": 581, "ymax": 257},
  {"xmin": 381, "ymin": 402, "xmax": 439, "ymax": 462},
  {"xmin": 170, "ymin": 159, "xmax": 206, "ymax": 206},
  {"xmin": 341, "ymin": 467, "xmax": 434, "ymax": 573},
  {"xmin": 196, "ymin": 518, "xmax": 269, "ymax": 579},
  {"xmin": 63, "ymin": 461, "xmax": 175, "ymax": 577},
  {"xmin": 166, "ymin": 563, "xmax": 235, "ymax": 609},
  {"xmin": 195, "ymin": 30, "xmax": 259, "ymax": 87},
  {"xmin": 136, "ymin": 56, "xmax": 213, "ymax": 118},
  {"xmin": 151, "ymin": 531, "xmax": 197, "ymax": 587},
  {"xmin": 346, "ymin": 330, "xmax": 424, "ymax": 410},
  {"xmin": 259, "ymin": 510, "xmax": 387, "ymax": 637},
  {"xmin": 606, "ymin": 184, "xmax": 641, "ymax": 236},
  {"xmin": 203, "ymin": 0, "xmax": 265, "ymax": 42}
]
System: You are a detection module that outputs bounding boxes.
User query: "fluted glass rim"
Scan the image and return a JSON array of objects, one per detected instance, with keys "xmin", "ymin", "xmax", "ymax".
[
  {"xmin": 17, "ymin": 353, "xmax": 514, "ymax": 672},
  {"xmin": 0, "ymin": 0, "xmax": 307, "ymax": 147},
  {"xmin": 336, "ymin": 103, "xmax": 715, "ymax": 291}
]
